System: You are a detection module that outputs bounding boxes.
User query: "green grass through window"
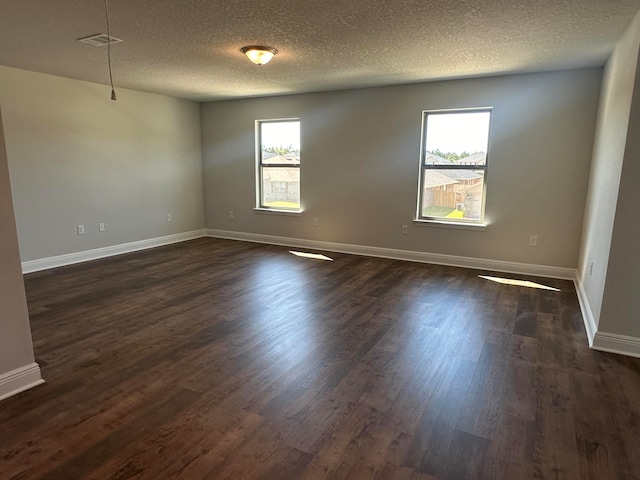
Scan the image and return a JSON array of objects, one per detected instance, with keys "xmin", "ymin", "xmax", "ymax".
[
  {"xmin": 423, "ymin": 206, "xmax": 464, "ymax": 218},
  {"xmin": 263, "ymin": 201, "xmax": 300, "ymax": 209}
]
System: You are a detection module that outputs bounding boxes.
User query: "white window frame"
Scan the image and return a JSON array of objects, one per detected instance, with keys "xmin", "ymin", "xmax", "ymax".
[
  {"xmin": 416, "ymin": 107, "xmax": 492, "ymax": 226},
  {"xmin": 255, "ymin": 118, "xmax": 301, "ymax": 213}
]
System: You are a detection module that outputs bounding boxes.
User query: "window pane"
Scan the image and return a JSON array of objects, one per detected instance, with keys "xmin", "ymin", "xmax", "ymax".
[
  {"xmin": 262, "ymin": 167, "xmax": 300, "ymax": 209},
  {"xmin": 261, "ymin": 121, "xmax": 300, "ymax": 163},
  {"xmin": 425, "ymin": 112, "xmax": 490, "ymax": 166},
  {"xmin": 422, "ymin": 169, "xmax": 484, "ymax": 220}
]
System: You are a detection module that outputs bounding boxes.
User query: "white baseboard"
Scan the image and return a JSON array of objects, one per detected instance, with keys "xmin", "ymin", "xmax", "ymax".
[
  {"xmin": 22, "ymin": 230, "xmax": 207, "ymax": 273},
  {"xmin": 205, "ymin": 229, "xmax": 575, "ymax": 280},
  {"xmin": 592, "ymin": 332, "xmax": 640, "ymax": 358},
  {"xmin": 573, "ymin": 274, "xmax": 597, "ymax": 347},
  {"xmin": 0, "ymin": 362, "xmax": 44, "ymax": 402},
  {"xmin": 574, "ymin": 273, "xmax": 640, "ymax": 358}
]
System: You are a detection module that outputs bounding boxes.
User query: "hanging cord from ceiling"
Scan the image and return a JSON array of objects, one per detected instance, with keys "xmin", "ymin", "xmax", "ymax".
[{"xmin": 104, "ymin": 0, "xmax": 117, "ymax": 101}]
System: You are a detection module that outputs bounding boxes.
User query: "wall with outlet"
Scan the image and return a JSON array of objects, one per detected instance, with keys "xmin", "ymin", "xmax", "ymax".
[
  {"xmin": 201, "ymin": 68, "xmax": 601, "ymax": 268},
  {"xmin": 577, "ymin": 10, "xmax": 640, "ymax": 341},
  {"xmin": 0, "ymin": 65, "xmax": 205, "ymax": 262}
]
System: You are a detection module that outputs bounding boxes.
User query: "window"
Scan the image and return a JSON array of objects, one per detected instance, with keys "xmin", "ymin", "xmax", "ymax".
[
  {"xmin": 256, "ymin": 119, "xmax": 301, "ymax": 211},
  {"xmin": 417, "ymin": 109, "xmax": 492, "ymax": 224}
]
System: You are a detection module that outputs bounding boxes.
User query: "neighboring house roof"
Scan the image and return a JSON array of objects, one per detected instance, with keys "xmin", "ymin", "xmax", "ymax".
[
  {"xmin": 262, "ymin": 154, "xmax": 300, "ymax": 165},
  {"xmin": 455, "ymin": 152, "xmax": 486, "ymax": 165},
  {"xmin": 439, "ymin": 169, "xmax": 483, "ymax": 181},
  {"xmin": 423, "ymin": 171, "xmax": 458, "ymax": 188},
  {"xmin": 263, "ymin": 167, "xmax": 299, "ymax": 182},
  {"xmin": 426, "ymin": 152, "xmax": 486, "ymax": 165},
  {"xmin": 425, "ymin": 153, "xmax": 450, "ymax": 165}
]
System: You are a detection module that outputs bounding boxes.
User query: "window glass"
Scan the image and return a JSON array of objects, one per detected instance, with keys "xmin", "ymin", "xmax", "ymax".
[
  {"xmin": 257, "ymin": 120, "xmax": 300, "ymax": 210},
  {"xmin": 418, "ymin": 110, "xmax": 491, "ymax": 223}
]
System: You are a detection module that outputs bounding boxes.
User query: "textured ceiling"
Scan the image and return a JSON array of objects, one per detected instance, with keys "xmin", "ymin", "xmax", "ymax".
[{"xmin": 0, "ymin": 0, "xmax": 639, "ymax": 101}]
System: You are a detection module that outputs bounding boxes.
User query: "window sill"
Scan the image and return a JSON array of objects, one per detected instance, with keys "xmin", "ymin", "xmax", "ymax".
[
  {"xmin": 254, "ymin": 207, "xmax": 303, "ymax": 216},
  {"xmin": 413, "ymin": 219, "xmax": 487, "ymax": 231}
]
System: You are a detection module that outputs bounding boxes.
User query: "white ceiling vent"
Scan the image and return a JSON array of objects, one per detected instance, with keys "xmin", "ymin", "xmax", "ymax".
[{"xmin": 78, "ymin": 33, "xmax": 122, "ymax": 47}]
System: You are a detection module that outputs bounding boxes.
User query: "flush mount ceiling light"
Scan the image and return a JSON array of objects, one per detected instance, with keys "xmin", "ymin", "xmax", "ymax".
[{"xmin": 240, "ymin": 46, "xmax": 278, "ymax": 66}]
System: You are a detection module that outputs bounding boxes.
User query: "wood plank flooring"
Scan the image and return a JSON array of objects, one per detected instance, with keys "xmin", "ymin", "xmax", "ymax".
[{"xmin": 1, "ymin": 237, "xmax": 640, "ymax": 479}]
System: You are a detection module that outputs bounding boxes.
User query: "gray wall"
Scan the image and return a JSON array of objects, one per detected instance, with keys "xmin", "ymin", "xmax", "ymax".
[
  {"xmin": 0, "ymin": 108, "xmax": 38, "ymax": 376},
  {"xmin": 201, "ymin": 69, "xmax": 602, "ymax": 268},
  {"xmin": 578, "ymin": 10, "xmax": 640, "ymax": 335},
  {"xmin": 599, "ymin": 15, "xmax": 640, "ymax": 338},
  {"xmin": 0, "ymin": 65, "xmax": 204, "ymax": 262}
]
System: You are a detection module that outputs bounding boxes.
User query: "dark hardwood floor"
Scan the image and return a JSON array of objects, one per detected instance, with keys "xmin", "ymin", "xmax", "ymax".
[{"xmin": 1, "ymin": 237, "xmax": 639, "ymax": 479}]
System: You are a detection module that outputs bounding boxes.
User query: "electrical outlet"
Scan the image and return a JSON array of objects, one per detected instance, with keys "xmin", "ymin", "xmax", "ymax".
[
  {"xmin": 166, "ymin": 213, "xmax": 172, "ymax": 222},
  {"xmin": 99, "ymin": 223, "xmax": 105, "ymax": 232},
  {"xmin": 77, "ymin": 224, "xmax": 85, "ymax": 235},
  {"xmin": 229, "ymin": 210, "xmax": 235, "ymax": 219},
  {"xmin": 313, "ymin": 218, "xmax": 319, "ymax": 227},
  {"xmin": 401, "ymin": 225, "xmax": 408, "ymax": 235},
  {"xmin": 529, "ymin": 235, "xmax": 538, "ymax": 247}
]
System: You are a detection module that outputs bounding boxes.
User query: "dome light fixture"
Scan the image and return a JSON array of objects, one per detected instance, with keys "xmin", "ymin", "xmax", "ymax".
[{"xmin": 240, "ymin": 46, "xmax": 278, "ymax": 66}]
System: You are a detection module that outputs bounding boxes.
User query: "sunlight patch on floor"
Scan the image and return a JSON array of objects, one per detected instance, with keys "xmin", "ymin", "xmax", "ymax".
[
  {"xmin": 289, "ymin": 251, "xmax": 333, "ymax": 261},
  {"xmin": 479, "ymin": 275, "xmax": 560, "ymax": 291}
]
